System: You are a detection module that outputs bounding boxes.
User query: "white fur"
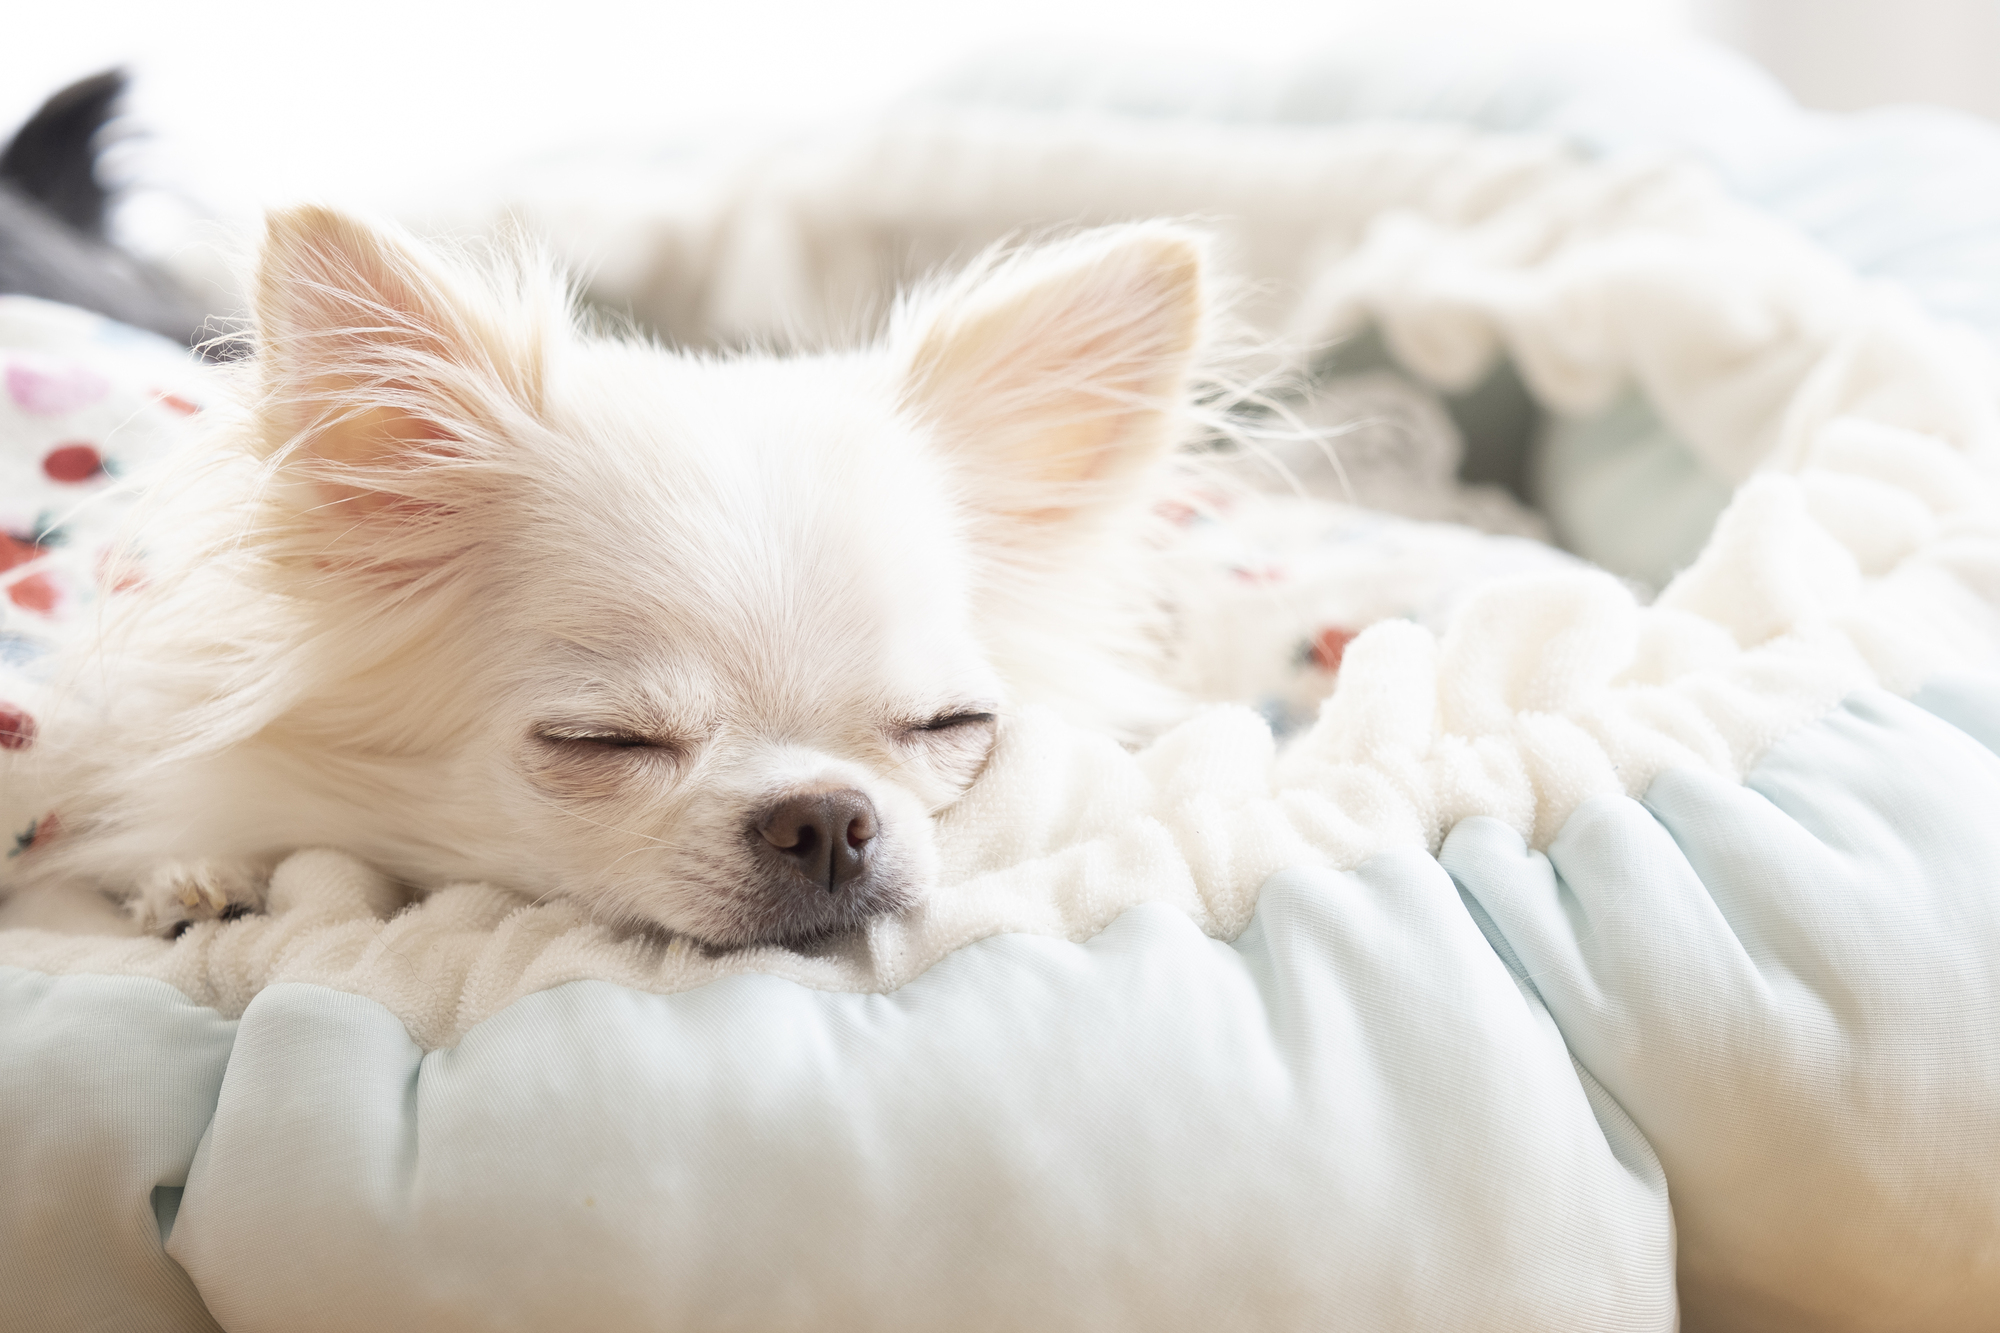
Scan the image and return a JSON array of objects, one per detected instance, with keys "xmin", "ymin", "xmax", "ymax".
[{"xmin": 7, "ymin": 208, "xmax": 1213, "ymax": 946}]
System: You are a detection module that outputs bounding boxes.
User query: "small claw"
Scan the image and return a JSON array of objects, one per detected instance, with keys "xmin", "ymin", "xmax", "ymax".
[
  {"xmin": 135, "ymin": 861, "xmax": 269, "ymax": 939},
  {"xmin": 171, "ymin": 871, "xmax": 233, "ymax": 913}
]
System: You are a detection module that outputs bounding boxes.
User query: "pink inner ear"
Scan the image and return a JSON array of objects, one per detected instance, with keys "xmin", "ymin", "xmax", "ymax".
[
  {"xmin": 247, "ymin": 208, "xmax": 553, "ymax": 585},
  {"xmin": 903, "ymin": 232, "xmax": 1204, "ymax": 533},
  {"xmin": 294, "ymin": 396, "xmax": 464, "ymax": 522}
]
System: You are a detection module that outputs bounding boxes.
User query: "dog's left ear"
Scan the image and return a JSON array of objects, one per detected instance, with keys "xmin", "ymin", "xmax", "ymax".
[{"xmin": 898, "ymin": 225, "xmax": 1205, "ymax": 526}]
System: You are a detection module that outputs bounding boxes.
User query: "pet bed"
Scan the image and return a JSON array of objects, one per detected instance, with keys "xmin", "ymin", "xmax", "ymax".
[{"xmin": 7, "ymin": 42, "xmax": 2000, "ymax": 1333}]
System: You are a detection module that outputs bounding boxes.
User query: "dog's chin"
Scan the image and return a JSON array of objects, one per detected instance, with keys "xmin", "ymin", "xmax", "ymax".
[
  {"xmin": 718, "ymin": 874, "xmax": 918, "ymax": 953},
  {"xmin": 607, "ymin": 856, "xmax": 923, "ymax": 953}
]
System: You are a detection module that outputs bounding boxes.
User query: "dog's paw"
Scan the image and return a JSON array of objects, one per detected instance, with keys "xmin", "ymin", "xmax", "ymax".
[{"xmin": 129, "ymin": 860, "xmax": 270, "ymax": 938}]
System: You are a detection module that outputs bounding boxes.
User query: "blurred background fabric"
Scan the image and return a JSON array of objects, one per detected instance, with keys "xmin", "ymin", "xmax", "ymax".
[{"xmin": 2, "ymin": 0, "xmax": 1996, "ymax": 258}]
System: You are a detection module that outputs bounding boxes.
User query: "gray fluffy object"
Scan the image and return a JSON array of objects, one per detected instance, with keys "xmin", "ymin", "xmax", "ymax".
[{"xmin": 0, "ymin": 69, "xmax": 210, "ymax": 349}]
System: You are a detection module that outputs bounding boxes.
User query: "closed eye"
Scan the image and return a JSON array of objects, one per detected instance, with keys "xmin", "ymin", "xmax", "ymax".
[
  {"xmin": 894, "ymin": 708, "xmax": 1000, "ymax": 800},
  {"xmin": 527, "ymin": 725, "xmax": 686, "ymax": 801},
  {"xmin": 534, "ymin": 727, "xmax": 675, "ymax": 751},
  {"xmin": 914, "ymin": 710, "xmax": 996, "ymax": 732}
]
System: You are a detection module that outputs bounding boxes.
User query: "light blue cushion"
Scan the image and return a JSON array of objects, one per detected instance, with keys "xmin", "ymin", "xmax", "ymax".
[
  {"xmin": 1443, "ymin": 683, "xmax": 2000, "ymax": 1331},
  {"xmin": 0, "ymin": 970, "xmax": 230, "ymax": 1332},
  {"xmin": 159, "ymin": 864, "xmax": 1671, "ymax": 1330}
]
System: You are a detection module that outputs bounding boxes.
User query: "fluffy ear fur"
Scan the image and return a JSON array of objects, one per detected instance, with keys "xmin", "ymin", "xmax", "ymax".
[
  {"xmin": 252, "ymin": 206, "xmax": 562, "ymax": 579},
  {"xmin": 896, "ymin": 224, "xmax": 1206, "ymax": 529},
  {"xmin": 893, "ymin": 226, "xmax": 1211, "ymax": 741}
]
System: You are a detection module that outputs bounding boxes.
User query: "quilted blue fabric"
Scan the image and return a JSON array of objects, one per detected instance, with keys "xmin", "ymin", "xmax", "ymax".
[{"xmin": 1444, "ymin": 682, "xmax": 2000, "ymax": 1332}]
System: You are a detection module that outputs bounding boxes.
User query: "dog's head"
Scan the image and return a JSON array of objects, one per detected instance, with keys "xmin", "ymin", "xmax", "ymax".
[{"xmin": 228, "ymin": 207, "xmax": 1207, "ymax": 946}]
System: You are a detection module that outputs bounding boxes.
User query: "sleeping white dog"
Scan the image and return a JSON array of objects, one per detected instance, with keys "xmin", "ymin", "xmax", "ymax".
[{"xmin": 5, "ymin": 206, "xmax": 1213, "ymax": 946}]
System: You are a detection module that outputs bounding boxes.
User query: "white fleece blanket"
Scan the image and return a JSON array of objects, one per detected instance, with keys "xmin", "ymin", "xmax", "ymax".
[{"xmin": 5, "ymin": 117, "xmax": 2000, "ymax": 1050}]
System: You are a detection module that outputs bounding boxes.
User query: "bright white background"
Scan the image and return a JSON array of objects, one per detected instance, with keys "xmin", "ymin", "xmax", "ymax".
[
  {"xmin": 5, "ymin": 0, "xmax": 1695, "ymax": 223},
  {"xmin": 3, "ymin": 1, "xmax": 1991, "ymax": 233}
]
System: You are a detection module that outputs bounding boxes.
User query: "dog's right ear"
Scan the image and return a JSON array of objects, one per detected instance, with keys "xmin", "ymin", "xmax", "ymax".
[
  {"xmin": 253, "ymin": 206, "xmax": 554, "ymax": 565},
  {"xmin": 897, "ymin": 225, "xmax": 1206, "ymax": 533}
]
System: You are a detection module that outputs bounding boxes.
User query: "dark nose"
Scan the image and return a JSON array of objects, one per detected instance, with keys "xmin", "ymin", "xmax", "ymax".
[{"xmin": 755, "ymin": 788, "xmax": 878, "ymax": 893}]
